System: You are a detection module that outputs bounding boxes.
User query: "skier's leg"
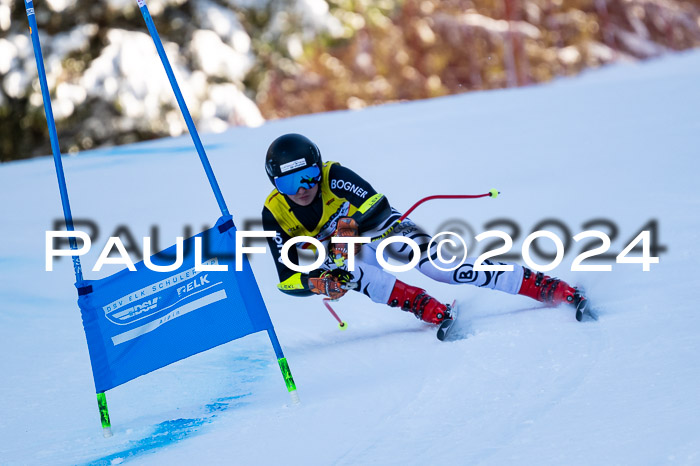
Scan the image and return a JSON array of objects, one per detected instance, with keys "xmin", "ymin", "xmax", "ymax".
[
  {"xmin": 377, "ymin": 220, "xmax": 586, "ymax": 307},
  {"xmin": 348, "ymin": 260, "xmax": 396, "ymax": 305},
  {"xmin": 376, "ymin": 219, "xmax": 523, "ymax": 293},
  {"xmin": 349, "ymin": 257, "xmax": 449, "ymax": 324}
]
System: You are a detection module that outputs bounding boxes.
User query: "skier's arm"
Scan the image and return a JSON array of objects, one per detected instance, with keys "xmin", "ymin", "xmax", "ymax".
[
  {"xmin": 327, "ymin": 164, "xmax": 393, "ymax": 233},
  {"xmin": 262, "ymin": 207, "xmax": 314, "ymax": 297}
]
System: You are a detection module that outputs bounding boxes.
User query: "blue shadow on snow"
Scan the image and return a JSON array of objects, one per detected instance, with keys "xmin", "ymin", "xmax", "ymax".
[{"xmin": 83, "ymin": 393, "xmax": 250, "ymax": 466}]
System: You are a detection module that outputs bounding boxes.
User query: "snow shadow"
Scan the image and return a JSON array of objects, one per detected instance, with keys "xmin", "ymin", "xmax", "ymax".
[{"xmin": 82, "ymin": 393, "xmax": 250, "ymax": 466}]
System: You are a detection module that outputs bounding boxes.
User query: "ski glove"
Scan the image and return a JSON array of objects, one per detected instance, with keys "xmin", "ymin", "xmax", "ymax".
[
  {"xmin": 308, "ymin": 268, "xmax": 355, "ymax": 300},
  {"xmin": 330, "ymin": 217, "xmax": 361, "ymax": 268}
]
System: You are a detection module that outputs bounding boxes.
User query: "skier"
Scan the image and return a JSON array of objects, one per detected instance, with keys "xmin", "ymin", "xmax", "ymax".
[{"xmin": 261, "ymin": 133, "xmax": 588, "ymax": 326}]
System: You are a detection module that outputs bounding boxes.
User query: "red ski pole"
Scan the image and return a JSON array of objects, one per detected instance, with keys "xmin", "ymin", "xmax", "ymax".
[
  {"xmin": 323, "ymin": 298, "xmax": 348, "ymax": 330},
  {"xmin": 371, "ymin": 189, "xmax": 500, "ymax": 241},
  {"xmin": 399, "ymin": 190, "xmax": 500, "ymax": 222}
]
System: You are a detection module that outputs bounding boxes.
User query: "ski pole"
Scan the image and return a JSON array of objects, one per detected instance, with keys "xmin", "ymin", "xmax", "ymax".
[
  {"xmin": 371, "ymin": 189, "xmax": 500, "ymax": 241},
  {"xmin": 399, "ymin": 190, "xmax": 499, "ymax": 222},
  {"xmin": 323, "ymin": 298, "xmax": 348, "ymax": 330}
]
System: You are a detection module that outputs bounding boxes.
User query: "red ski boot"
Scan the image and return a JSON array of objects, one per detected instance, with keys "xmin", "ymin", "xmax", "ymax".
[
  {"xmin": 387, "ymin": 280, "xmax": 449, "ymax": 324},
  {"xmin": 518, "ymin": 267, "xmax": 589, "ymax": 320}
]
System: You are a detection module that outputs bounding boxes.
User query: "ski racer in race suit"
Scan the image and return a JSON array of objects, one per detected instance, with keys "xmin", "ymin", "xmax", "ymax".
[{"xmin": 262, "ymin": 133, "xmax": 587, "ymax": 325}]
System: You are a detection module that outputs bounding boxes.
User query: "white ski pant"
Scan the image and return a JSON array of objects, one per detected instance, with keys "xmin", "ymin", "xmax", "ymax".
[{"xmin": 328, "ymin": 219, "xmax": 525, "ymax": 304}]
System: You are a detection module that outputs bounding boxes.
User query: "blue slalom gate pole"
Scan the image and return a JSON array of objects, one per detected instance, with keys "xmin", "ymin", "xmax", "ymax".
[
  {"xmin": 24, "ymin": 0, "xmax": 83, "ymax": 283},
  {"xmin": 24, "ymin": 0, "xmax": 113, "ymax": 437},
  {"xmin": 136, "ymin": 0, "xmax": 229, "ymax": 217},
  {"xmin": 137, "ymin": 0, "xmax": 299, "ymax": 404},
  {"xmin": 268, "ymin": 329, "xmax": 300, "ymax": 404}
]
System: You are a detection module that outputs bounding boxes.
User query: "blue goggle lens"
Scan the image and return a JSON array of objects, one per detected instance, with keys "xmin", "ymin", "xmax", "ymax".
[{"xmin": 274, "ymin": 165, "xmax": 321, "ymax": 195}]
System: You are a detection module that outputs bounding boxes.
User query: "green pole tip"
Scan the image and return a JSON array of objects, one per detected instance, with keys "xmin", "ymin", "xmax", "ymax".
[
  {"xmin": 339, "ymin": 322, "xmax": 348, "ymax": 330},
  {"xmin": 278, "ymin": 358, "xmax": 297, "ymax": 392},
  {"xmin": 96, "ymin": 392, "xmax": 111, "ymax": 430},
  {"xmin": 489, "ymin": 189, "xmax": 500, "ymax": 198}
]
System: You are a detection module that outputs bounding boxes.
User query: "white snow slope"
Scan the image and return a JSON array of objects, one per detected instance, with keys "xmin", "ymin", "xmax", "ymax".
[{"xmin": 1, "ymin": 50, "xmax": 700, "ymax": 466}]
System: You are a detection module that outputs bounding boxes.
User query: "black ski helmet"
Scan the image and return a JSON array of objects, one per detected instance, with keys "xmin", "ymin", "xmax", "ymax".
[{"xmin": 265, "ymin": 133, "xmax": 322, "ymax": 186}]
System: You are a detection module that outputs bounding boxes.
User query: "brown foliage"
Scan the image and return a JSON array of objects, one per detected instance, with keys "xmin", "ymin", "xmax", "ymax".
[{"xmin": 257, "ymin": 0, "xmax": 700, "ymax": 118}]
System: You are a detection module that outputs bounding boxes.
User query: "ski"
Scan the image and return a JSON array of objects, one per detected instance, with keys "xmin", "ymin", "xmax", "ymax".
[
  {"xmin": 573, "ymin": 288, "xmax": 598, "ymax": 322},
  {"xmin": 436, "ymin": 300, "xmax": 460, "ymax": 341}
]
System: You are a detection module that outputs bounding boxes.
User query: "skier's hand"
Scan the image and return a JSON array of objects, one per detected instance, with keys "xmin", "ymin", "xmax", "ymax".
[
  {"xmin": 308, "ymin": 269, "xmax": 354, "ymax": 300},
  {"xmin": 330, "ymin": 217, "xmax": 361, "ymax": 268}
]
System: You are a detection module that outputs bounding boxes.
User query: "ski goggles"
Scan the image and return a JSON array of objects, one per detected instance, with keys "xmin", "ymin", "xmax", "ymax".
[{"xmin": 274, "ymin": 165, "xmax": 321, "ymax": 195}]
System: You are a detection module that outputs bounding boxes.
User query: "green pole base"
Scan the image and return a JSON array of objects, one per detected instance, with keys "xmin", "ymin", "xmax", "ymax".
[
  {"xmin": 278, "ymin": 357, "xmax": 300, "ymax": 404},
  {"xmin": 97, "ymin": 392, "xmax": 112, "ymax": 437},
  {"xmin": 278, "ymin": 357, "xmax": 297, "ymax": 392}
]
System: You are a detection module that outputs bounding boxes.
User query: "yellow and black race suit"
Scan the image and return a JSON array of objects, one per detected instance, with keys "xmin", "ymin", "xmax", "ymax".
[{"xmin": 262, "ymin": 161, "xmax": 396, "ymax": 296}]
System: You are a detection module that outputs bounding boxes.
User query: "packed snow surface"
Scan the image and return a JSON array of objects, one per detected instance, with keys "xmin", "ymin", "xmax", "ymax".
[{"xmin": 1, "ymin": 50, "xmax": 699, "ymax": 465}]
